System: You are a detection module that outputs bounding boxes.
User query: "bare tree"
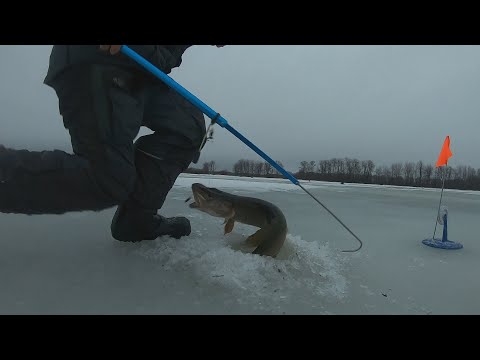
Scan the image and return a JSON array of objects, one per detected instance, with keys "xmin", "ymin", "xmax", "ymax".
[
  {"xmin": 228, "ymin": 157, "xmax": 479, "ymax": 190},
  {"xmin": 264, "ymin": 161, "xmax": 273, "ymax": 175},
  {"xmin": 367, "ymin": 160, "xmax": 375, "ymax": 181},
  {"xmin": 317, "ymin": 160, "xmax": 327, "ymax": 175},
  {"xmin": 254, "ymin": 161, "xmax": 264, "ymax": 176},
  {"xmin": 403, "ymin": 162, "xmax": 415, "ymax": 185},
  {"xmin": 299, "ymin": 161, "xmax": 309, "ymax": 174},
  {"xmin": 330, "ymin": 158, "xmax": 339, "ymax": 174},
  {"xmin": 467, "ymin": 166, "xmax": 476, "ymax": 179},
  {"xmin": 233, "ymin": 159, "xmax": 249, "ymax": 175},
  {"xmin": 233, "ymin": 160, "xmax": 240, "ymax": 175},
  {"xmin": 247, "ymin": 160, "xmax": 255, "ymax": 175},
  {"xmin": 345, "ymin": 157, "xmax": 354, "ymax": 180},
  {"xmin": 391, "ymin": 163, "xmax": 403, "ymax": 184},
  {"xmin": 434, "ymin": 166, "xmax": 445, "ymax": 183},
  {"xmin": 374, "ymin": 165, "xmax": 390, "ymax": 184},
  {"xmin": 337, "ymin": 158, "xmax": 345, "ymax": 175},
  {"xmin": 202, "ymin": 162, "xmax": 210, "ymax": 173},
  {"xmin": 326, "ymin": 159, "xmax": 333, "ymax": 175},
  {"xmin": 445, "ymin": 165, "xmax": 454, "ymax": 181},
  {"xmin": 360, "ymin": 160, "xmax": 375, "ymax": 183},
  {"xmin": 352, "ymin": 158, "xmax": 361, "ymax": 180},
  {"xmin": 415, "ymin": 161, "xmax": 424, "ymax": 186},
  {"xmin": 424, "ymin": 164, "xmax": 433, "ymax": 186},
  {"xmin": 361, "ymin": 160, "xmax": 369, "ymax": 178}
]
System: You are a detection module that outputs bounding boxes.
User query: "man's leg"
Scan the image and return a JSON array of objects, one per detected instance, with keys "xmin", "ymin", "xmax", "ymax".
[
  {"xmin": 110, "ymin": 86, "xmax": 205, "ymax": 242},
  {"xmin": 0, "ymin": 65, "xmax": 144, "ymax": 215},
  {"xmin": 110, "ymin": 135, "xmax": 195, "ymax": 241}
]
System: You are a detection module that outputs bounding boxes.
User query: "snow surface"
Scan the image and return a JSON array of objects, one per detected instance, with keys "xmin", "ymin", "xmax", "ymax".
[{"xmin": 1, "ymin": 174, "xmax": 478, "ymax": 314}]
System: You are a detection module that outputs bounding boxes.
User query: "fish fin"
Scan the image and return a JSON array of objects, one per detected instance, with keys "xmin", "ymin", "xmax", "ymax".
[
  {"xmin": 224, "ymin": 218, "xmax": 235, "ymax": 235},
  {"xmin": 246, "ymin": 226, "xmax": 287, "ymax": 258},
  {"xmin": 245, "ymin": 229, "xmax": 265, "ymax": 247}
]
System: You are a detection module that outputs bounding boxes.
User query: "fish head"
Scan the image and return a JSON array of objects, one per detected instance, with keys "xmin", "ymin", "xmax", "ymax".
[{"xmin": 189, "ymin": 183, "xmax": 234, "ymax": 218}]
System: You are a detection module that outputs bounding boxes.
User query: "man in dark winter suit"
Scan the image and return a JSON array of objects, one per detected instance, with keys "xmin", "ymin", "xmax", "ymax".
[{"xmin": 0, "ymin": 45, "xmax": 223, "ymax": 242}]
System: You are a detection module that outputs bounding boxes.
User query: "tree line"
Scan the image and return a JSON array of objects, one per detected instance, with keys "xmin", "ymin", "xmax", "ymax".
[{"xmin": 183, "ymin": 158, "xmax": 480, "ymax": 191}]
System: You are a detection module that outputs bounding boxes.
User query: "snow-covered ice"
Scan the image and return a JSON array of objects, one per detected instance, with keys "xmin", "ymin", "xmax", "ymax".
[{"xmin": 1, "ymin": 174, "xmax": 478, "ymax": 314}]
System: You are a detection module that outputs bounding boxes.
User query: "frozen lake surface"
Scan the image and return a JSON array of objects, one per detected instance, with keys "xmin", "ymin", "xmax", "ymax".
[{"xmin": 1, "ymin": 174, "xmax": 478, "ymax": 314}]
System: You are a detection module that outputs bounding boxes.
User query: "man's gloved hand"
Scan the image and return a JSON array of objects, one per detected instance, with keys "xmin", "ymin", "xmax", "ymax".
[{"xmin": 99, "ymin": 45, "xmax": 122, "ymax": 55}]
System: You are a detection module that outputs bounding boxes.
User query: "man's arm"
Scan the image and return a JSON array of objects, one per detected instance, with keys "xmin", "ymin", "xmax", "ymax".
[
  {"xmin": 100, "ymin": 45, "xmax": 192, "ymax": 74},
  {"xmin": 100, "ymin": 45, "xmax": 224, "ymax": 53},
  {"xmin": 100, "ymin": 45, "xmax": 225, "ymax": 73}
]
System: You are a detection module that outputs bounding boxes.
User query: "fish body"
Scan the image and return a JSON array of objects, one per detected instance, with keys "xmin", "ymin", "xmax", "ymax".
[{"xmin": 189, "ymin": 183, "xmax": 288, "ymax": 258}]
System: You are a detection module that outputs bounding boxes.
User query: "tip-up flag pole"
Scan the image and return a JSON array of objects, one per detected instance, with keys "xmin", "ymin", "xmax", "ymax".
[
  {"xmin": 433, "ymin": 136, "xmax": 452, "ymax": 240},
  {"xmin": 422, "ymin": 135, "xmax": 462, "ymax": 250}
]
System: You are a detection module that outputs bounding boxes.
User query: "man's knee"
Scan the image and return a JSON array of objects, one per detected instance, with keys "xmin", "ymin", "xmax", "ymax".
[{"xmin": 90, "ymin": 150, "xmax": 137, "ymax": 204}]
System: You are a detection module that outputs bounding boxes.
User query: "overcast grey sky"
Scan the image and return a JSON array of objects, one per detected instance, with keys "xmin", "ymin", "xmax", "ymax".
[{"xmin": 1, "ymin": 45, "xmax": 479, "ymax": 172}]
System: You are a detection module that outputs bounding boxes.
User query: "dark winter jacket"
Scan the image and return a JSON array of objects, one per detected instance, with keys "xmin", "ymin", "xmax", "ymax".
[
  {"xmin": 44, "ymin": 45, "xmax": 191, "ymax": 86},
  {"xmin": 44, "ymin": 45, "xmax": 207, "ymax": 162}
]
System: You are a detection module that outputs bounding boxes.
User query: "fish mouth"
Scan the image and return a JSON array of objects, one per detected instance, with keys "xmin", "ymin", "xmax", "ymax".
[
  {"xmin": 189, "ymin": 201, "xmax": 199, "ymax": 208},
  {"xmin": 189, "ymin": 183, "xmax": 209, "ymax": 208},
  {"xmin": 188, "ymin": 183, "xmax": 234, "ymax": 218},
  {"xmin": 185, "ymin": 196, "xmax": 197, "ymax": 208}
]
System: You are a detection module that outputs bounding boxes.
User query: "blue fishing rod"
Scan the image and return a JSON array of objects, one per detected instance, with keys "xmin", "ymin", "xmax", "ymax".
[{"xmin": 120, "ymin": 45, "xmax": 362, "ymax": 252}]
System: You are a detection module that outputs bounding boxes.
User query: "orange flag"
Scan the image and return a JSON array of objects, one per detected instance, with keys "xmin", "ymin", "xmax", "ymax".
[{"xmin": 435, "ymin": 136, "xmax": 453, "ymax": 167}]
